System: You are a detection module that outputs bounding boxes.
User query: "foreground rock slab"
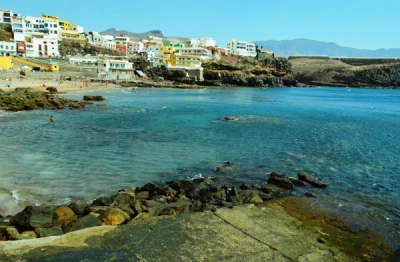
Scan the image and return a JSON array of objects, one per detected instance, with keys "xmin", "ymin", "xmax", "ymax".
[{"xmin": 1, "ymin": 203, "xmax": 354, "ymax": 261}]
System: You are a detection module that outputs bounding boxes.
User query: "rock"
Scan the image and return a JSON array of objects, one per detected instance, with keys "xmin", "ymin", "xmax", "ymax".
[
  {"xmin": 167, "ymin": 180, "xmax": 193, "ymax": 194},
  {"xmin": 129, "ymin": 200, "xmax": 143, "ymax": 214},
  {"xmin": 69, "ymin": 102, "xmax": 85, "ymax": 109},
  {"xmin": 5, "ymin": 227, "xmax": 20, "ymax": 240},
  {"xmin": 112, "ymin": 194, "xmax": 135, "ymax": 207},
  {"xmin": 68, "ymin": 200, "xmax": 86, "ymax": 216},
  {"xmin": 10, "ymin": 206, "xmax": 57, "ymax": 229},
  {"xmin": 305, "ymin": 192, "xmax": 317, "ymax": 198},
  {"xmin": 239, "ymin": 190, "xmax": 263, "ymax": 204},
  {"xmin": 83, "ymin": 95, "xmax": 105, "ymax": 101},
  {"xmin": 133, "ymin": 213, "xmax": 150, "ymax": 220},
  {"xmin": 215, "ymin": 166, "xmax": 232, "ymax": 173},
  {"xmin": 54, "ymin": 206, "xmax": 76, "ymax": 226},
  {"xmin": 225, "ymin": 187, "xmax": 242, "ymax": 204},
  {"xmin": 63, "ymin": 214, "xmax": 102, "ymax": 233},
  {"xmin": 96, "ymin": 103, "xmax": 107, "ymax": 107},
  {"xmin": 46, "ymin": 87, "xmax": 58, "ymax": 93},
  {"xmin": 99, "ymin": 207, "xmax": 130, "ymax": 226},
  {"xmin": 224, "ymin": 116, "xmax": 238, "ymax": 121},
  {"xmin": 135, "ymin": 191, "xmax": 150, "ymax": 200},
  {"xmin": 267, "ymin": 172, "xmax": 295, "ymax": 189},
  {"xmin": 34, "ymin": 226, "xmax": 64, "ymax": 237},
  {"xmin": 297, "ymin": 172, "xmax": 328, "ymax": 188},
  {"xmin": 289, "ymin": 177, "xmax": 309, "ymax": 186},
  {"xmin": 158, "ymin": 202, "xmax": 191, "ymax": 216},
  {"xmin": 92, "ymin": 196, "xmax": 113, "ymax": 206}
]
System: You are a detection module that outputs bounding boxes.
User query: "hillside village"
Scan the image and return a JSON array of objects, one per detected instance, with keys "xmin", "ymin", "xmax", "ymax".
[{"xmin": 0, "ymin": 7, "xmax": 291, "ymax": 87}]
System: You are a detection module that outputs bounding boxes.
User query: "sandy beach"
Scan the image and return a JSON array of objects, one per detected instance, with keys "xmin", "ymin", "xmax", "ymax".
[{"xmin": 0, "ymin": 78, "xmax": 121, "ymax": 93}]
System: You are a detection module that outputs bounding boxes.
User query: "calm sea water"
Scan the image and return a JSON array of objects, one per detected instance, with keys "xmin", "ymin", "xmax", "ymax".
[{"xmin": 0, "ymin": 86, "xmax": 399, "ymax": 248}]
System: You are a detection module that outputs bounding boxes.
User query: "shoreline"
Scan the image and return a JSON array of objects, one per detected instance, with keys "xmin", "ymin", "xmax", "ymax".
[{"xmin": 0, "ymin": 192, "xmax": 397, "ymax": 261}]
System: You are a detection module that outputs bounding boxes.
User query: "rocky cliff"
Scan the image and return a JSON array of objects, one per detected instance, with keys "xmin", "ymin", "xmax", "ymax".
[
  {"xmin": 201, "ymin": 56, "xmax": 297, "ymax": 87},
  {"xmin": 291, "ymin": 58, "xmax": 400, "ymax": 88}
]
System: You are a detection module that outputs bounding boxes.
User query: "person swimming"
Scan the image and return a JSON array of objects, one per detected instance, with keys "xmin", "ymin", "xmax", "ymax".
[{"xmin": 49, "ymin": 116, "xmax": 55, "ymax": 122}]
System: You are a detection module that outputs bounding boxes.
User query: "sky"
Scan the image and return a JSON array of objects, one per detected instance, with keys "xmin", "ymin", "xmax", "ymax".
[{"xmin": 3, "ymin": 0, "xmax": 400, "ymax": 50}]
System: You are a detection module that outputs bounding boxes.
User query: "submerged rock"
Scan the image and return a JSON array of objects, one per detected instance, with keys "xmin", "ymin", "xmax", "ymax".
[{"xmin": 298, "ymin": 172, "xmax": 328, "ymax": 188}]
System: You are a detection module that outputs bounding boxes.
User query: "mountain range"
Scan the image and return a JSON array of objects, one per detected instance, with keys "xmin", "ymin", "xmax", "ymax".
[
  {"xmin": 100, "ymin": 29, "xmax": 400, "ymax": 58},
  {"xmin": 254, "ymin": 38, "xmax": 400, "ymax": 58}
]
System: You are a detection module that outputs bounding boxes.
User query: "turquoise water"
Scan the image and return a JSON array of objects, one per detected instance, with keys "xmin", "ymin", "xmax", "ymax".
[{"xmin": 0, "ymin": 86, "xmax": 399, "ymax": 247}]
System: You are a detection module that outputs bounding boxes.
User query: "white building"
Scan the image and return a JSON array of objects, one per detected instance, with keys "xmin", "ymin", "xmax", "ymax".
[
  {"xmin": 128, "ymin": 41, "xmax": 145, "ymax": 54},
  {"xmin": 0, "ymin": 9, "xmax": 13, "ymax": 24},
  {"xmin": 185, "ymin": 38, "xmax": 200, "ymax": 47},
  {"xmin": 177, "ymin": 47, "xmax": 213, "ymax": 61},
  {"xmin": 200, "ymin": 37, "xmax": 216, "ymax": 48},
  {"xmin": 25, "ymin": 35, "xmax": 59, "ymax": 57},
  {"xmin": 88, "ymin": 32, "xmax": 116, "ymax": 50},
  {"xmin": 146, "ymin": 44, "xmax": 161, "ymax": 59},
  {"xmin": 0, "ymin": 41, "xmax": 16, "ymax": 56},
  {"xmin": 226, "ymin": 39, "xmax": 256, "ymax": 57}
]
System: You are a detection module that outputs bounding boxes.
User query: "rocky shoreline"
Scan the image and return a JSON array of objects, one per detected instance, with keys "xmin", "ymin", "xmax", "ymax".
[
  {"xmin": 1, "ymin": 169, "xmax": 398, "ymax": 261},
  {"xmin": 1, "ymin": 170, "xmax": 325, "ymax": 241},
  {"xmin": 0, "ymin": 87, "xmax": 106, "ymax": 111}
]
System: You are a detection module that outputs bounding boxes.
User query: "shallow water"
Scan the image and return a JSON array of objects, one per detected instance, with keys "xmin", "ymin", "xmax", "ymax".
[{"xmin": 0, "ymin": 86, "xmax": 399, "ymax": 248}]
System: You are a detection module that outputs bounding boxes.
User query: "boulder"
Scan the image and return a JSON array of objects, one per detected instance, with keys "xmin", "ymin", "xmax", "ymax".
[
  {"xmin": 267, "ymin": 172, "xmax": 295, "ymax": 189},
  {"xmin": 6, "ymin": 227, "xmax": 37, "ymax": 240},
  {"xmin": 68, "ymin": 200, "xmax": 86, "ymax": 216},
  {"xmin": 46, "ymin": 87, "xmax": 58, "ymax": 93},
  {"xmin": 54, "ymin": 206, "xmax": 76, "ymax": 226},
  {"xmin": 99, "ymin": 207, "xmax": 130, "ymax": 226},
  {"xmin": 224, "ymin": 116, "xmax": 238, "ymax": 121},
  {"xmin": 83, "ymin": 95, "xmax": 105, "ymax": 101},
  {"xmin": 34, "ymin": 226, "xmax": 64, "ymax": 237},
  {"xmin": 297, "ymin": 172, "xmax": 328, "ymax": 188},
  {"xmin": 10, "ymin": 206, "xmax": 57, "ymax": 229},
  {"xmin": 63, "ymin": 214, "xmax": 102, "ymax": 233}
]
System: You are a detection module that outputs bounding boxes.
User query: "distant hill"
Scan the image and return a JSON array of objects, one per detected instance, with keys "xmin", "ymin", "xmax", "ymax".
[
  {"xmin": 254, "ymin": 38, "xmax": 400, "ymax": 58},
  {"xmin": 99, "ymin": 28, "xmax": 186, "ymax": 42}
]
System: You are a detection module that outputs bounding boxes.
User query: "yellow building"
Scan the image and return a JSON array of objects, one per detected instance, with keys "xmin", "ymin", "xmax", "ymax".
[
  {"xmin": 58, "ymin": 19, "xmax": 71, "ymax": 30},
  {"xmin": 160, "ymin": 46, "xmax": 175, "ymax": 64},
  {"xmin": 170, "ymin": 53, "xmax": 201, "ymax": 68},
  {"xmin": 0, "ymin": 56, "xmax": 13, "ymax": 70}
]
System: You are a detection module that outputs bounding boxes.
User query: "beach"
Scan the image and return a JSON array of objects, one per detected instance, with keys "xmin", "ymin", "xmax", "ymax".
[{"xmin": 0, "ymin": 77, "xmax": 120, "ymax": 93}]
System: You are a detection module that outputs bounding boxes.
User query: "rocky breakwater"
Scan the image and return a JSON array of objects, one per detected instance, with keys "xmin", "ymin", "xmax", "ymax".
[
  {"xmin": 0, "ymin": 170, "xmax": 327, "ymax": 241},
  {"xmin": 202, "ymin": 57, "xmax": 298, "ymax": 87},
  {"xmin": 0, "ymin": 88, "xmax": 106, "ymax": 111}
]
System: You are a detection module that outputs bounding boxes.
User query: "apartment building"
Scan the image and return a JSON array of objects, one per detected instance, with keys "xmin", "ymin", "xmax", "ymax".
[
  {"xmin": 115, "ymin": 35, "xmax": 130, "ymax": 55},
  {"xmin": 226, "ymin": 39, "xmax": 256, "ymax": 57}
]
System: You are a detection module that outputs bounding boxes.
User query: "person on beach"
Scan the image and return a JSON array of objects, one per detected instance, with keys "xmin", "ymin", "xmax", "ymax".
[{"xmin": 49, "ymin": 116, "xmax": 55, "ymax": 122}]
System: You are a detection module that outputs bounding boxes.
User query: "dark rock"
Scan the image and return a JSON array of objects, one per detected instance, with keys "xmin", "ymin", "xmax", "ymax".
[
  {"xmin": 289, "ymin": 178, "xmax": 309, "ymax": 186},
  {"xmin": 10, "ymin": 206, "xmax": 58, "ymax": 229},
  {"xmin": 63, "ymin": 214, "xmax": 102, "ymax": 233},
  {"xmin": 68, "ymin": 200, "xmax": 86, "ymax": 216},
  {"xmin": 167, "ymin": 180, "xmax": 193, "ymax": 194},
  {"xmin": 305, "ymin": 192, "xmax": 317, "ymax": 198},
  {"xmin": 297, "ymin": 172, "xmax": 328, "ymax": 188},
  {"xmin": 35, "ymin": 226, "xmax": 64, "ymax": 237},
  {"xmin": 224, "ymin": 116, "xmax": 238, "ymax": 121},
  {"xmin": 92, "ymin": 196, "xmax": 113, "ymax": 206},
  {"xmin": 83, "ymin": 95, "xmax": 105, "ymax": 101},
  {"xmin": 239, "ymin": 190, "xmax": 263, "ymax": 204},
  {"xmin": 267, "ymin": 172, "xmax": 295, "ymax": 189},
  {"xmin": 46, "ymin": 87, "xmax": 58, "ymax": 93},
  {"xmin": 225, "ymin": 187, "xmax": 242, "ymax": 204},
  {"xmin": 112, "ymin": 194, "xmax": 134, "ymax": 207}
]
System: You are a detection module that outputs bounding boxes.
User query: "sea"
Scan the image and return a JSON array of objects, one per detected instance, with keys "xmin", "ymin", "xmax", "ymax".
[{"xmin": 0, "ymin": 86, "xmax": 399, "ymax": 249}]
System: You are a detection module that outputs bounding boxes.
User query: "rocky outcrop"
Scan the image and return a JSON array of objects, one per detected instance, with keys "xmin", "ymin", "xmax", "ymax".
[
  {"xmin": 0, "ymin": 88, "xmax": 105, "ymax": 111},
  {"xmin": 202, "ymin": 57, "xmax": 297, "ymax": 87},
  {"xmin": 2, "ymin": 169, "xmax": 328, "ymax": 241},
  {"xmin": 291, "ymin": 58, "xmax": 400, "ymax": 88}
]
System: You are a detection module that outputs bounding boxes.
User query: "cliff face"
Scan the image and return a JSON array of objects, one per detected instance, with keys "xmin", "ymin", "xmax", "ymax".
[
  {"xmin": 291, "ymin": 58, "xmax": 400, "ymax": 88},
  {"xmin": 202, "ymin": 57, "xmax": 297, "ymax": 87}
]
